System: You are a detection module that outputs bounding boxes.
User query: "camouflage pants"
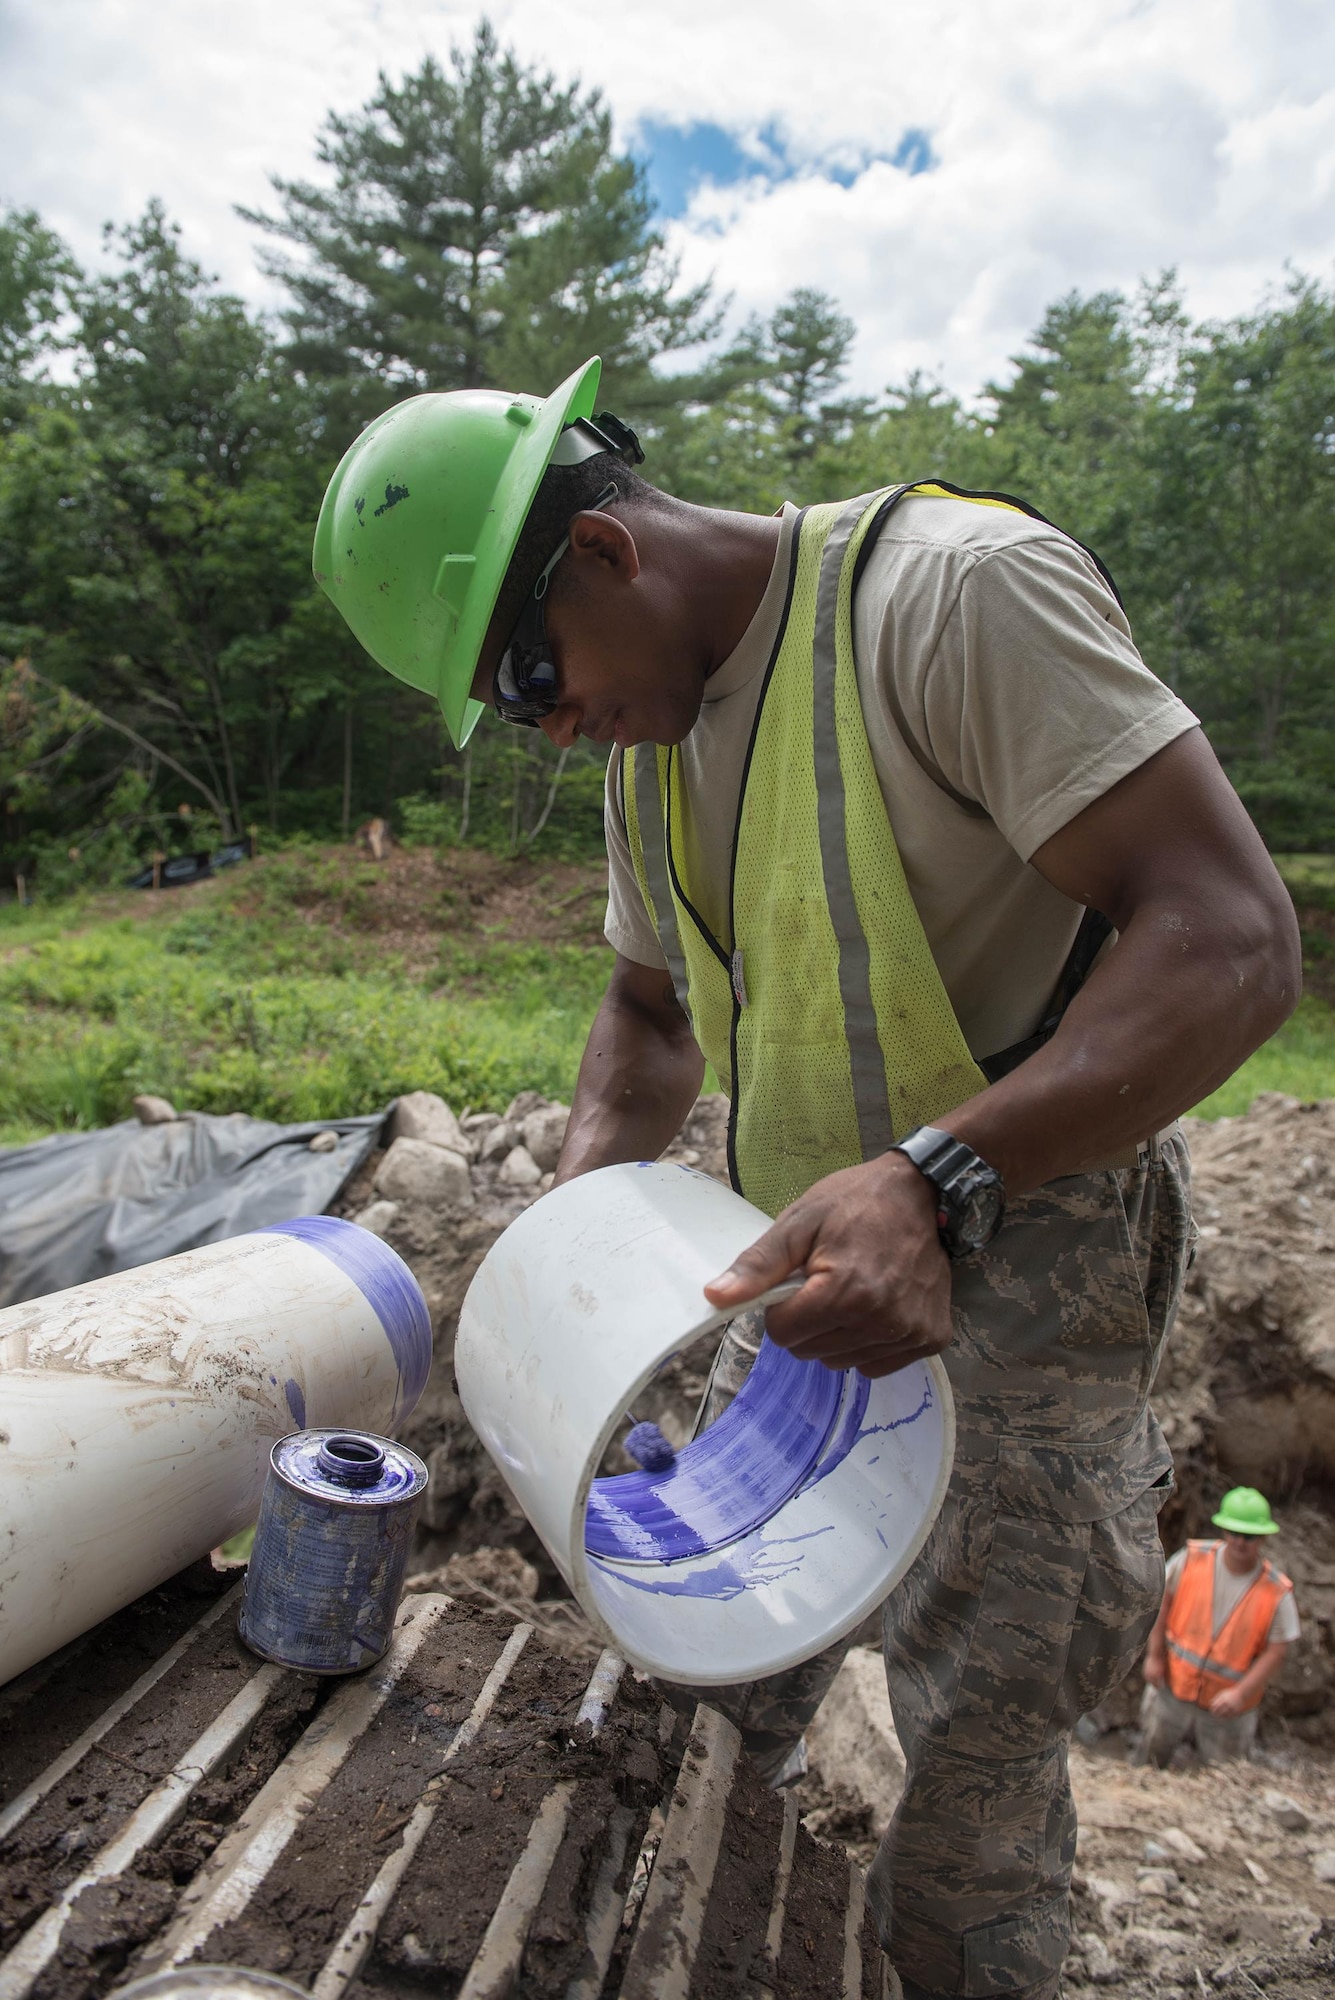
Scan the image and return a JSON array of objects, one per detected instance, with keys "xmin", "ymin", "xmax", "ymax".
[
  {"xmin": 666, "ymin": 1134, "xmax": 1193, "ymax": 1999},
  {"xmin": 1137, "ymin": 1681, "xmax": 1258, "ymax": 1766}
]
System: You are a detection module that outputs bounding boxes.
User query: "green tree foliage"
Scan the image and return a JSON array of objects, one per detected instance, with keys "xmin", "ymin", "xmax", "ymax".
[
  {"xmin": 244, "ymin": 19, "xmax": 713, "ymax": 427},
  {"xmin": 2, "ymin": 21, "xmax": 1335, "ymax": 893},
  {"xmin": 1134, "ymin": 280, "xmax": 1335, "ymax": 845},
  {"xmin": 0, "ymin": 207, "xmax": 76, "ymax": 426}
]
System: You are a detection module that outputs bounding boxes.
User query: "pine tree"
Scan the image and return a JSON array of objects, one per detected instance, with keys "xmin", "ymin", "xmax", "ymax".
[{"xmin": 243, "ymin": 19, "xmax": 713, "ymax": 423}]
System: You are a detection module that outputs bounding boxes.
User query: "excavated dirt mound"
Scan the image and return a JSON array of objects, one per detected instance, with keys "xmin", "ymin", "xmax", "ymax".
[{"xmin": 1155, "ymin": 1095, "xmax": 1335, "ymax": 1734}]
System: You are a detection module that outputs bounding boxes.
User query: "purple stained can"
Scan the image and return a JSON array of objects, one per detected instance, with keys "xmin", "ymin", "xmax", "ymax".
[{"xmin": 239, "ymin": 1429, "xmax": 428, "ymax": 1674}]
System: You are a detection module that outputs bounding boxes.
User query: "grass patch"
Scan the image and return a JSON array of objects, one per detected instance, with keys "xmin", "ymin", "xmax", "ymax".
[
  {"xmin": 2, "ymin": 848, "xmax": 1332, "ymax": 1145},
  {"xmin": 1191, "ymin": 997, "xmax": 1335, "ymax": 1118},
  {"xmin": 0, "ymin": 856, "xmax": 612, "ymax": 1144},
  {"xmin": 1274, "ymin": 853, "xmax": 1335, "ymax": 895}
]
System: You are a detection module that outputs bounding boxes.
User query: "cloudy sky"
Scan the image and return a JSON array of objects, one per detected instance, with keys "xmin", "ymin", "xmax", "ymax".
[{"xmin": 2, "ymin": 0, "xmax": 1333, "ymax": 397}]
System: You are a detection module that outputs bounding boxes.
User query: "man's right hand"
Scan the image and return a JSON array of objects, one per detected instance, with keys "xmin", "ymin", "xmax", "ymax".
[{"xmin": 1142, "ymin": 1650, "xmax": 1167, "ymax": 1687}]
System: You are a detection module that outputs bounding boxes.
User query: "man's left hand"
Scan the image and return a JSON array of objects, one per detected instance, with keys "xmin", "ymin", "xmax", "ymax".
[
  {"xmin": 704, "ymin": 1152, "xmax": 953, "ymax": 1376},
  {"xmin": 1208, "ymin": 1686, "xmax": 1248, "ymax": 1717}
]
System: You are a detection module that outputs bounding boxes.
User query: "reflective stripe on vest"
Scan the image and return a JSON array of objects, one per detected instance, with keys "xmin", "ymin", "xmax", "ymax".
[
  {"xmin": 626, "ymin": 482, "xmax": 1015, "ymax": 1217},
  {"xmin": 1165, "ymin": 1539, "xmax": 1293, "ymax": 1713}
]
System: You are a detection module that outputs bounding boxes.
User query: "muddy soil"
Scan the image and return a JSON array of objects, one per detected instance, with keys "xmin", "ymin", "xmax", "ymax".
[
  {"xmin": 0, "ymin": 1561, "xmax": 234, "ymax": 1807},
  {"xmin": 197, "ymin": 1607, "xmax": 667, "ymax": 1998}
]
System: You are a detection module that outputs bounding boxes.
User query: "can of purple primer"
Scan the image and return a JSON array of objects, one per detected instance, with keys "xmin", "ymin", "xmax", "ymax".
[{"xmin": 239, "ymin": 1429, "xmax": 428, "ymax": 1674}]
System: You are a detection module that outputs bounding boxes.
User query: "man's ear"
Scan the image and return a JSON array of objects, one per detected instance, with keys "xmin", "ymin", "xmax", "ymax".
[{"xmin": 567, "ymin": 507, "xmax": 641, "ymax": 581}]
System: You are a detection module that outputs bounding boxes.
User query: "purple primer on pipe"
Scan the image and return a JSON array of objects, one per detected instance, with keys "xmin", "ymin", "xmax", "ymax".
[
  {"xmin": 263, "ymin": 1216, "xmax": 432, "ymax": 1424},
  {"xmin": 591, "ymin": 1526, "xmax": 834, "ymax": 1601},
  {"xmin": 584, "ymin": 1337, "xmax": 846, "ymax": 1563}
]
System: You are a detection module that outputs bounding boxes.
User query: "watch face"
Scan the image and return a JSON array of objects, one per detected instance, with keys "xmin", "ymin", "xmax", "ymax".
[{"xmin": 958, "ymin": 1178, "xmax": 1004, "ymax": 1249}]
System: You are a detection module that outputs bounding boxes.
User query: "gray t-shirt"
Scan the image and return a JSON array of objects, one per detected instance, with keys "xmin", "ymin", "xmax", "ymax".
[
  {"xmin": 1164, "ymin": 1545, "xmax": 1300, "ymax": 1644},
  {"xmin": 605, "ymin": 493, "xmax": 1199, "ymax": 1060}
]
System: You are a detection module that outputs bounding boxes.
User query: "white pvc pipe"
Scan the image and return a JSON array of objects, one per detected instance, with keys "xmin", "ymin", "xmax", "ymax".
[
  {"xmin": 0, "ymin": 1219, "xmax": 432, "ymax": 1688},
  {"xmin": 456, "ymin": 1163, "xmax": 954, "ymax": 1686}
]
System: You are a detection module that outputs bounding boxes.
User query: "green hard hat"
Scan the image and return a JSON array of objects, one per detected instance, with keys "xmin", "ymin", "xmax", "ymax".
[
  {"xmin": 312, "ymin": 356, "xmax": 603, "ymax": 748},
  {"xmin": 1212, "ymin": 1487, "xmax": 1279, "ymax": 1535}
]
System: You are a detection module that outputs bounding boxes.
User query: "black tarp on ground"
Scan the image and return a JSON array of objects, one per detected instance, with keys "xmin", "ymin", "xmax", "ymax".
[{"xmin": 0, "ymin": 1110, "xmax": 387, "ymax": 1306}]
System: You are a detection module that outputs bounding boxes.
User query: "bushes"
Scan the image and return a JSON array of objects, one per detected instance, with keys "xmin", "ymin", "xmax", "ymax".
[{"xmin": 0, "ymin": 878, "xmax": 611, "ymax": 1143}]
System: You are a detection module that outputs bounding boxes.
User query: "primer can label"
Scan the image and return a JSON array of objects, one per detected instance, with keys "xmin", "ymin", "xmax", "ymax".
[{"xmin": 239, "ymin": 1429, "xmax": 428, "ymax": 1674}]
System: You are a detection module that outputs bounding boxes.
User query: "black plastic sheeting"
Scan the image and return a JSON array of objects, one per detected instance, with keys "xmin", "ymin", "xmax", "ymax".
[{"xmin": 0, "ymin": 1110, "xmax": 388, "ymax": 1307}]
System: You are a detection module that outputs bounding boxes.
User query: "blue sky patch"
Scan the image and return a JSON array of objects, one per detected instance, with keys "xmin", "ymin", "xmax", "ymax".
[
  {"xmin": 637, "ymin": 118, "xmax": 938, "ymax": 216},
  {"xmin": 637, "ymin": 120, "xmax": 768, "ymax": 216}
]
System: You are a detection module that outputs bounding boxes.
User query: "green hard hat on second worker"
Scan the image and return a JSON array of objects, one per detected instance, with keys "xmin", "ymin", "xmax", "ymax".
[
  {"xmin": 312, "ymin": 357, "xmax": 603, "ymax": 749},
  {"xmin": 1213, "ymin": 1487, "xmax": 1280, "ymax": 1535}
]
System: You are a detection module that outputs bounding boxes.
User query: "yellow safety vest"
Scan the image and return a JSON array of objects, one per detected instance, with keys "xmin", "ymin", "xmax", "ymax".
[{"xmin": 624, "ymin": 480, "xmax": 1111, "ymax": 1218}]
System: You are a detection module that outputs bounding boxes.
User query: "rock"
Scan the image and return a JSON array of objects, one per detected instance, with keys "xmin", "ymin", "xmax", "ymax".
[
  {"xmin": 406, "ymin": 1545, "xmax": 539, "ymax": 1606},
  {"xmin": 1263, "ymin": 1788, "xmax": 1310, "ymax": 1832},
  {"xmin": 504, "ymin": 1090, "xmax": 547, "ymax": 1124},
  {"xmin": 374, "ymin": 1136, "xmax": 474, "ymax": 1212},
  {"xmin": 1125, "ymin": 1924, "xmax": 1191, "ymax": 1954},
  {"xmin": 390, "ymin": 1090, "xmax": 466, "ymax": 1155},
  {"xmin": 1242, "ymin": 1857, "xmax": 1269, "ymax": 1885},
  {"xmin": 1143, "ymin": 1840, "xmax": 1173, "ymax": 1864},
  {"xmin": 1312, "ymin": 1849, "xmax": 1335, "ymax": 1883},
  {"xmin": 1079, "ymin": 1933, "xmax": 1120, "ymax": 1985},
  {"xmin": 132, "ymin": 1093, "xmax": 178, "ymax": 1124},
  {"xmin": 1135, "ymin": 1867, "xmax": 1178, "ymax": 1897},
  {"xmin": 498, "ymin": 1145, "xmax": 543, "ymax": 1189},
  {"xmin": 461, "ymin": 1112, "xmax": 501, "ymax": 1136},
  {"xmin": 308, "ymin": 1129, "xmax": 339, "ymax": 1152},
  {"xmin": 805, "ymin": 1646, "xmax": 906, "ymax": 1827},
  {"xmin": 520, "ymin": 1102, "xmax": 570, "ymax": 1173},
  {"xmin": 1158, "ymin": 1826, "xmax": 1207, "ymax": 1865},
  {"xmin": 1085, "ymin": 1874, "xmax": 1134, "ymax": 1924},
  {"xmin": 352, "ymin": 1199, "xmax": 400, "ymax": 1237},
  {"xmin": 480, "ymin": 1120, "xmax": 517, "ymax": 1162}
]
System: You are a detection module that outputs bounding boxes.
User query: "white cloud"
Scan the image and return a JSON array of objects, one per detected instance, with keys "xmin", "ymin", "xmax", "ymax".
[{"xmin": 2, "ymin": 0, "xmax": 1333, "ymax": 397}]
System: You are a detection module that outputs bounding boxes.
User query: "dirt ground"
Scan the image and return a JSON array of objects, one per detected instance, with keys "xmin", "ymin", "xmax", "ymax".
[{"xmin": 329, "ymin": 1078, "xmax": 1335, "ymax": 1992}]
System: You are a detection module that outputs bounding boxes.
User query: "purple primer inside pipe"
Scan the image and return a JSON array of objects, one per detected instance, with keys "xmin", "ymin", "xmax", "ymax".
[{"xmin": 584, "ymin": 1336, "xmax": 851, "ymax": 1563}]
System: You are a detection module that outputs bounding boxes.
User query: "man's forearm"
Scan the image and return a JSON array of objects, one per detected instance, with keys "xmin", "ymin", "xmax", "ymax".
[
  {"xmin": 555, "ymin": 961, "xmax": 705, "ymax": 1183},
  {"xmin": 944, "ymin": 733, "xmax": 1299, "ymax": 1193},
  {"xmin": 1234, "ymin": 1640, "xmax": 1289, "ymax": 1706},
  {"xmin": 946, "ymin": 880, "xmax": 1295, "ymax": 1192}
]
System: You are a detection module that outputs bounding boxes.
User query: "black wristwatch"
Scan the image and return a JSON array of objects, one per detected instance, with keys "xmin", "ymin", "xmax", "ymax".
[{"xmin": 891, "ymin": 1126, "xmax": 1006, "ymax": 1260}]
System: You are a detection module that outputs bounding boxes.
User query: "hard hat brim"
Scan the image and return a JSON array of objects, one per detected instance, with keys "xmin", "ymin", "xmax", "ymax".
[
  {"xmin": 438, "ymin": 357, "xmax": 602, "ymax": 748},
  {"xmin": 1211, "ymin": 1511, "xmax": 1280, "ymax": 1534}
]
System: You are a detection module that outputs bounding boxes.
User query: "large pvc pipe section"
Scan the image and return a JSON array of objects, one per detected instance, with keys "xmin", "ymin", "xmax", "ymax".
[
  {"xmin": 0, "ymin": 1218, "xmax": 431, "ymax": 1687},
  {"xmin": 456, "ymin": 1162, "xmax": 955, "ymax": 1686}
]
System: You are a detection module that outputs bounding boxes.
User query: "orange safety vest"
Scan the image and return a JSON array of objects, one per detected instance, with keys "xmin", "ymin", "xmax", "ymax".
[{"xmin": 1165, "ymin": 1539, "xmax": 1292, "ymax": 1712}]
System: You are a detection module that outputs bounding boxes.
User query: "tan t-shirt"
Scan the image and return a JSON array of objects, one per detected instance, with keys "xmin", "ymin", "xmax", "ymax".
[{"xmin": 604, "ymin": 493, "xmax": 1199, "ymax": 1060}]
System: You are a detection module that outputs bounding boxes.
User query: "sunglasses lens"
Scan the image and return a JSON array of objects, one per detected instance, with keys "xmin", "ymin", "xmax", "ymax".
[{"xmin": 495, "ymin": 645, "xmax": 557, "ymax": 721}]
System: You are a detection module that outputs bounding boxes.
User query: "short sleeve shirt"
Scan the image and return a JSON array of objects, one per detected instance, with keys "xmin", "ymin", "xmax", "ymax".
[
  {"xmin": 604, "ymin": 493, "xmax": 1199, "ymax": 1060},
  {"xmin": 1164, "ymin": 1546, "xmax": 1300, "ymax": 1645}
]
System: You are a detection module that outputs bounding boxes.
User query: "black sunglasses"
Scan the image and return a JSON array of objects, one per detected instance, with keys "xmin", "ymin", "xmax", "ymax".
[{"xmin": 493, "ymin": 479, "xmax": 621, "ymax": 727}]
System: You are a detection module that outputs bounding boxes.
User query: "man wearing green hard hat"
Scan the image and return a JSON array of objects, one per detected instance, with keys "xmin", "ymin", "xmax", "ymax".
[
  {"xmin": 1138, "ymin": 1487, "xmax": 1299, "ymax": 1767},
  {"xmin": 315, "ymin": 361, "xmax": 1300, "ymax": 2000}
]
